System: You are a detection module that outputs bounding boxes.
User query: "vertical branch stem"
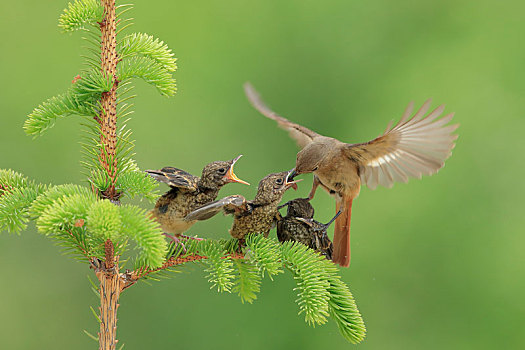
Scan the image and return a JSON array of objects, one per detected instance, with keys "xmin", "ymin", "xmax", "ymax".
[
  {"xmin": 98, "ymin": 270, "xmax": 120, "ymax": 349},
  {"xmin": 97, "ymin": 0, "xmax": 120, "ymax": 345},
  {"xmin": 97, "ymin": 239, "xmax": 120, "ymax": 350},
  {"xmin": 99, "ymin": 0, "xmax": 119, "ymax": 200}
]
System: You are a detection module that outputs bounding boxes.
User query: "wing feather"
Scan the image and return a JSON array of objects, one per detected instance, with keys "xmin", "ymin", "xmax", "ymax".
[
  {"xmin": 346, "ymin": 100, "xmax": 458, "ymax": 189},
  {"xmin": 244, "ymin": 82, "xmax": 320, "ymax": 148},
  {"xmin": 185, "ymin": 195, "xmax": 247, "ymax": 221},
  {"xmin": 145, "ymin": 167, "xmax": 199, "ymax": 191}
]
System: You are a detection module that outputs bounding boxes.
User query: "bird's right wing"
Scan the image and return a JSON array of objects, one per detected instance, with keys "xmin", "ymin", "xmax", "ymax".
[
  {"xmin": 244, "ymin": 82, "xmax": 321, "ymax": 148},
  {"xmin": 343, "ymin": 100, "xmax": 458, "ymax": 190},
  {"xmin": 185, "ymin": 195, "xmax": 247, "ymax": 221},
  {"xmin": 145, "ymin": 167, "xmax": 199, "ymax": 191}
]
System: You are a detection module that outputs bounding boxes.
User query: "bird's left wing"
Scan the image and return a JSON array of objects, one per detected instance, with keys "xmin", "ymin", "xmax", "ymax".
[
  {"xmin": 185, "ymin": 195, "xmax": 247, "ymax": 221},
  {"xmin": 344, "ymin": 100, "xmax": 458, "ymax": 189},
  {"xmin": 244, "ymin": 82, "xmax": 321, "ymax": 148},
  {"xmin": 145, "ymin": 167, "xmax": 199, "ymax": 191}
]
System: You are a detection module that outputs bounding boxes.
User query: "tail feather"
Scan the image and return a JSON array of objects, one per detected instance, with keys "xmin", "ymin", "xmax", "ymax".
[{"xmin": 332, "ymin": 196, "xmax": 352, "ymax": 267}]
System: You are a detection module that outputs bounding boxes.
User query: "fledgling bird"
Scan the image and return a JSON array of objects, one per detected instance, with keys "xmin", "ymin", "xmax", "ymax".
[
  {"xmin": 244, "ymin": 83, "xmax": 458, "ymax": 267},
  {"xmin": 185, "ymin": 171, "xmax": 300, "ymax": 240},
  {"xmin": 277, "ymin": 198, "xmax": 339, "ymax": 260},
  {"xmin": 146, "ymin": 155, "xmax": 249, "ymax": 240}
]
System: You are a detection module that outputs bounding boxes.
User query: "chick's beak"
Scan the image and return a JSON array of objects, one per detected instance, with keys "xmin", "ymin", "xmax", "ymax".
[
  {"xmin": 224, "ymin": 155, "xmax": 250, "ymax": 185},
  {"xmin": 285, "ymin": 170, "xmax": 303, "ymax": 190}
]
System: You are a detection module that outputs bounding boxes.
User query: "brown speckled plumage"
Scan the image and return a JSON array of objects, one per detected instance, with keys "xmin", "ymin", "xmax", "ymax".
[
  {"xmin": 147, "ymin": 156, "xmax": 248, "ymax": 235},
  {"xmin": 185, "ymin": 171, "xmax": 299, "ymax": 240},
  {"xmin": 277, "ymin": 198, "xmax": 335, "ymax": 260}
]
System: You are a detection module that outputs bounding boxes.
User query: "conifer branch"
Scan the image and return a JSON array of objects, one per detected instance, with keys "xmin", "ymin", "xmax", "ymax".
[
  {"xmin": 59, "ymin": 0, "xmax": 104, "ymax": 32},
  {"xmin": 24, "ymin": 90, "xmax": 98, "ymax": 137},
  {"xmin": 117, "ymin": 56, "xmax": 177, "ymax": 96},
  {"xmin": 118, "ymin": 33, "xmax": 177, "ymax": 71}
]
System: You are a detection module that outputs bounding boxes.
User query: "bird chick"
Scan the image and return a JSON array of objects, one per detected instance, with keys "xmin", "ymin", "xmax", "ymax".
[
  {"xmin": 245, "ymin": 83, "xmax": 458, "ymax": 267},
  {"xmin": 185, "ymin": 170, "xmax": 300, "ymax": 240},
  {"xmin": 277, "ymin": 198, "xmax": 338, "ymax": 260},
  {"xmin": 146, "ymin": 155, "xmax": 249, "ymax": 238}
]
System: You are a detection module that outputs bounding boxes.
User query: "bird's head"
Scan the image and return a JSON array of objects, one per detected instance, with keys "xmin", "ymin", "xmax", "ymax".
[
  {"xmin": 254, "ymin": 170, "xmax": 302, "ymax": 205},
  {"xmin": 283, "ymin": 198, "xmax": 315, "ymax": 219},
  {"xmin": 292, "ymin": 142, "xmax": 329, "ymax": 179},
  {"xmin": 200, "ymin": 155, "xmax": 250, "ymax": 189}
]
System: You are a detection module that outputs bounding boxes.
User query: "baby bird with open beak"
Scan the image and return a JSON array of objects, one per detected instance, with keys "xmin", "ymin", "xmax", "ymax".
[
  {"xmin": 185, "ymin": 170, "xmax": 300, "ymax": 240},
  {"xmin": 277, "ymin": 198, "xmax": 339, "ymax": 260},
  {"xmin": 146, "ymin": 155, "xmax": 249, "ymax": 240}
]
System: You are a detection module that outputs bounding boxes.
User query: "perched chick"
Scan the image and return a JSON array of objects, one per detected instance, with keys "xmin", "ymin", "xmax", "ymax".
[
  {"xmin": 277, "ymin": 198, "xmax": 339, "ymax": 260},
  {"xmin": 185, "ymin": 170, "xmax": 300, "ymax": 240},
  {"xmin": 146, "ymin": 155, "xmax": 249, "ymax": 237}
]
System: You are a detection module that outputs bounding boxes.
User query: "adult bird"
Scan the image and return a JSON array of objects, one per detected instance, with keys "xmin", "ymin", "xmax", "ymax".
[
  {"xmin": 244, "ymin": 83, "xmax": 458, "ymax": 267},
  {"xmin": 146, "ymin": 155, "xmax": 249, "ymax": 242}
]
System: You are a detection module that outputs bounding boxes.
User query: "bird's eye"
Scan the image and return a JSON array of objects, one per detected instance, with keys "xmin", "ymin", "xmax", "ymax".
[
  {"xmin": 313, "ymin": 166, "xmax": 318, "ymax": 171},
  {"xmin": 276, "ymin": 178, "xmax": 283, "ymax": 185},
  {"xmin": 217, "ymin": 168, "xmax": 227, "ymax": 175}
]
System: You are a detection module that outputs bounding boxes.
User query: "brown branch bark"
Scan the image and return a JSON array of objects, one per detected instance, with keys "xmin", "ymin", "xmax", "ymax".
[
  {"xmin": 93, "ymin": 246, "xmax": 120, "ymax": 350},
  {"xmin": 121, "ymin": 253, "xmax": 246, "ymax": 291},
  {"xmin": 95, "ymin": 1, "xmax": 120, "ymax": 347},
  {"xmin": 98, "ymin": 0, "xmax": 120, "ymax": 201}
]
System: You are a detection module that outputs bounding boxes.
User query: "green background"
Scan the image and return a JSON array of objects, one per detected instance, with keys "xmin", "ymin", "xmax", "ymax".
[{"xmin": 1, "ymin": 0, "xmax": 524, "ymax": 349}]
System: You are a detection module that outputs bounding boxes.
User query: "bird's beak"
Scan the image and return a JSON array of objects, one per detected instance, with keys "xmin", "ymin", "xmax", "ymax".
[
  {"xmin": 285, "ymin": 169, "xmax": 302, "ymax": 190},
  {"xmin": 288, "ymin": 168, "xmax": 298, "ymax": 181},
  {"xmin": 224, "ymin": 155, "xmax": 250, "ymax": 185}
]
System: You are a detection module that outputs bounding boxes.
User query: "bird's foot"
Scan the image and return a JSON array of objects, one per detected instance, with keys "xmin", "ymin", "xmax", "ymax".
[
  {"xmin": 163, "ymin": 233, "xmax": 187, "ymax": 253},
  {"xmin": 237, "ymin": 238, "xmax": 246, "ymax": 253},
  {"xmin": 179, "ymin": 234, "xmax": 204, "ymax": 241}
]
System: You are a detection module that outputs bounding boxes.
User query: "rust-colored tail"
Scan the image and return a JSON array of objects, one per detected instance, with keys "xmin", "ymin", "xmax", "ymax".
[{"xmin": 332, "ymin": 196, "xmax": 353, "ymax": 267}]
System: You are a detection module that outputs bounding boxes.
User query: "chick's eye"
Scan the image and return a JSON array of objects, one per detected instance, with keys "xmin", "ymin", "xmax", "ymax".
[
  {"xmin": 276, "ymin": 178, "xmax": 283, "ymax": 185},
  {"xmin": 217, "ymin": 168, "xmax": 227, "ymax": 175}
]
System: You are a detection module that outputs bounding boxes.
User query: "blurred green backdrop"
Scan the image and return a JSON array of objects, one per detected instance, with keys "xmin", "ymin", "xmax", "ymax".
[{"xmin": 1, "ymin": 0, "xmax": 524, "ymax": 349}]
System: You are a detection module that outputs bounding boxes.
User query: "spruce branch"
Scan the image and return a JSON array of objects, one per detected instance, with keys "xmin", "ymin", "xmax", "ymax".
[
  {"xmin": 198, "ymin": 240, "xmax": 235, "ymax": 293},
  {"xmin": 118, "ymin": 32, "xmax": 177, "ymax": 71},
  {"xmin": 244, "ymin": 233, "xmax": 284, "ymax": 279},
  {"xmin": 233, "ymin": 259, "xmax": 262, "ymax": 304},
  {"xmin": 117, "ymin": 56, "xmax": 177, "ymax": 96},
  {"xmin": 87, "ymin": 200, "xmax": 122, "ymax": 241},
  {"xmin": 58, "ymin": 0, "xmax": 104, "ymax": 32},
  {"xmin": 24, "ymin": 90, "xmax": 98, "ymax": 137},
  {"xmin": 0, "ymin": 170, "xmax": 47, "ymax": 234},
  {"xmin": 280, "ymin": 241, "xmax": 331, "ymax": 326},
  {"xmin": 119, "ymin": 205, "xmax": 167, "ymax": 269},
  {"xmin": 322, "ymin": 259, "xmax": 367, "ymax": 344}
]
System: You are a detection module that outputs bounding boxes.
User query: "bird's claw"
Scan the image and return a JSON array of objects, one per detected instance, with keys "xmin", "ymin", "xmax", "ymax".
[
  {"xmin": 179, "ymin": 234, "xmax": 204, "ymax": 241},
  {"xmin": 163, "ymin": 233, "xmax": 187, "ymax": 253}
]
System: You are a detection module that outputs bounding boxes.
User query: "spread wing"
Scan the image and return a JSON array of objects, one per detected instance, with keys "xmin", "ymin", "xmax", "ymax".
[
  {"xmin": 244, "ymin": 82, "xmax": 321, "ymax": 148},
  {"xmin": 344, "ymin": 100, "xmax": 458, "ymax": 189},
  {"xmin": 185, "ymin": 195, "xmax": 248, "ymax": 221},
  {"xmin": 145, "ymin": 167, "xmax": 199, "ymax": 191}
]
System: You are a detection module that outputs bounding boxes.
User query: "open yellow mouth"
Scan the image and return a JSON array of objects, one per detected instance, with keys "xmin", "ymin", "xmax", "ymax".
[{"xmin": 224, "ymin": 155, "xmax": 250, "ymax": 185}]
